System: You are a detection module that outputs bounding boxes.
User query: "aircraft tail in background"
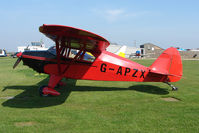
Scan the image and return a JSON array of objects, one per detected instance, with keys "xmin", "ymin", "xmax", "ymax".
[{"xmin": 115, "ymin": 45, "xmax": 127, "ymax": 58}]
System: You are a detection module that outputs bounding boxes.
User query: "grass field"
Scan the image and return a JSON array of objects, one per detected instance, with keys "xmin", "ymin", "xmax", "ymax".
[{"xmin": 0, "ymin": 57, "xmax": 199, "ymax": 133}]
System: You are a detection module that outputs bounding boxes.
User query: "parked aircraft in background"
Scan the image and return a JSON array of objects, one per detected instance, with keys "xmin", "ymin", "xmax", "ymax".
[{"xmin": 0, "ymin": 49, "xmax": 7, "ymax": 57}]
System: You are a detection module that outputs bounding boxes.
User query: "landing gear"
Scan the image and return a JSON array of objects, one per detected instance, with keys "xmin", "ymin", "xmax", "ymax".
[
  {"xmin": 39, "ymin": 86, "xmax": 49, "ymax": 97},
  {"xmin": 39, "ymin": 75, "xmax": 64, "ymax": 96},
  {"xmin": 39, "ymin": 85, "xmax": 60, "ymax": 97},
  {"xmin": 164, "ymin": 82, "xmax": 178, "ymax": 91}
]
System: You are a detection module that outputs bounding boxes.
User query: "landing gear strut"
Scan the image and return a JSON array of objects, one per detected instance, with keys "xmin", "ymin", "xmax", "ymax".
[{"xmin": 164, "ymin": 82, "xmax": 178, "ymax": 91}]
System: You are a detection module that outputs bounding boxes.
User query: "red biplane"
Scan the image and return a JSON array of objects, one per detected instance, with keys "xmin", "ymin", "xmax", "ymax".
[{"xmin": 13, "ymin": 24, "xmax": 183, "ymax": 96}]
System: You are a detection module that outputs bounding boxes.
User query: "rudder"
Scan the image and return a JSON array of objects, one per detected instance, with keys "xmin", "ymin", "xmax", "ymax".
[{"xmin": 149, "ymin": 47, "xmax": 183, "ymax": 82}]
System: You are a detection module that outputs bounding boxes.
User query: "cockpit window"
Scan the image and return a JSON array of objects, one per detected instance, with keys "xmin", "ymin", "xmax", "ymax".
[
  {"xmin": 47, "ymin": 46, "xmax": 95, "ymax": 62},
  {"xmin": 48, "ymin": 46, "xmax": 56, "ymax": 55}
]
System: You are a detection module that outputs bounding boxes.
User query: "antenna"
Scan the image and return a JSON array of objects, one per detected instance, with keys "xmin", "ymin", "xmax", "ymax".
[{"xmin": 134, "ymin": 40, "xmax": 136, "ymax": 48}]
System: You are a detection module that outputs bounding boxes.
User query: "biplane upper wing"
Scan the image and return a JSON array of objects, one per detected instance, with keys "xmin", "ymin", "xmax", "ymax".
[{"xmin": 39, "ymin": 24, "xmax": 110, "ymax": 55}]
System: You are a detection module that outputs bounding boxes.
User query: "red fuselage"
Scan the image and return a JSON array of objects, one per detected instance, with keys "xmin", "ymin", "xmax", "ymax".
[{"xmin": 21, "ymin": 50, "xmax": 167, "ymax": 83}]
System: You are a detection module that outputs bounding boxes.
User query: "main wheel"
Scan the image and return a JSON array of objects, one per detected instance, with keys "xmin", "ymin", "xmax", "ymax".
[{"xmin": 39, "ymin": 86, "xmax": 49, "ymax": 97}]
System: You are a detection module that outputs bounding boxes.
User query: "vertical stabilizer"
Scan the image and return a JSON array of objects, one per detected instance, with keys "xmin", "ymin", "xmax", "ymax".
[
  {"xmin": 149, "ymin": 47, "xmax": 183, "ymax": 82},
  {"xmin": 115, "ymin": 45, "xmax": 127, "ymax": 58}
]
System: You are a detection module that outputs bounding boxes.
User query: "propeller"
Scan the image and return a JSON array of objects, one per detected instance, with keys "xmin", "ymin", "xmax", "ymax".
[
  {"xmin": 13, "ymin": 52, "xmax": 22, "ymax": 69},
  {"xmin": 13, "ymin": 57, "xmax": 22, "ymax": 69}
]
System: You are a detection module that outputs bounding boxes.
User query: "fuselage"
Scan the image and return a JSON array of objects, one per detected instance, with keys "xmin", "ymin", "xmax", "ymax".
[{"xmin": 20, "ymin": 50, "xmax": 167, "ymax": 82}]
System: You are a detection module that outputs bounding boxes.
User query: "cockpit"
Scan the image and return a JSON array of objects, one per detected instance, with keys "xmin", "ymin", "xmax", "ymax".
[{"xmin": 47, "ymin": 46, "xmax": 95, "ymax": 62}]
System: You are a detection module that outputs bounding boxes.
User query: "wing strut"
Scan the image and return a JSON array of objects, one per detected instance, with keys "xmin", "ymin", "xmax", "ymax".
[
  {"xmin": 55, "ymin": 38, "xmax": 61, "ymax": 75},
  {"xmin": 62, "ymin": 40, "xmax": 86, "ymax": 74},
  {"xmin": 66, "ymin": 39, "xmax": 71, "ymax": 58},
  {"xmin": 55, "ymin": 37, "xmax": 87, "ymax": 76}
]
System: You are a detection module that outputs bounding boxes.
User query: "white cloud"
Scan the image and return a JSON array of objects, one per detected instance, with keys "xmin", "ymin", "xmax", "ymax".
[
  {"xmin": 105, "ymin": 9, "xmax": 124, "ymax": 22},
  {"xmin": 92, "ymin": 8, "xmax": 149, "ymax": 23},
  {"xmin": 106, "ymin": 9, "xmax": 124, "ymax": 17}
]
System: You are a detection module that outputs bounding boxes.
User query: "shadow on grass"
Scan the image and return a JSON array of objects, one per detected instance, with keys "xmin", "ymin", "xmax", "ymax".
[
  {"xmin": 2, "ymin": 78, "xmax": 75, "ymax": 109},
  {"xmin": 72, "ymin": 84, "xmax": 169, "ymax": 95},
  {"xmin": 2, "ymin": 79, "xmax": 169, "ymax": 108}
]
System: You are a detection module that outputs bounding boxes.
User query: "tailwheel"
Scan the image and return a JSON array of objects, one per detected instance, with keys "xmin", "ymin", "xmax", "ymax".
[
  {"xmin": 172, "ymin": 86, "xmax": 178, "ymax": 91},
  {"xmin": 39, "ymin": 86, "xmax": 60, "ymax": 97},
  {"xmin": 164, "ymin": 82, "xmax": 178, "ymax": 91}
]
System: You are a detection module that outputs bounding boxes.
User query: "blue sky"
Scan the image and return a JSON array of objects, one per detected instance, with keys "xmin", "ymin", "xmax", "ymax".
[{"xmin": 1, "ymin": 0, "xmax": 199, "ymax": 51}]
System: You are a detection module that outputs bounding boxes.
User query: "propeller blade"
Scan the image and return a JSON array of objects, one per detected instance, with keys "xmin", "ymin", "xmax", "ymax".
[{"xmin": 13, "ymin": 58, "xmax": 22, "ymax": 69}]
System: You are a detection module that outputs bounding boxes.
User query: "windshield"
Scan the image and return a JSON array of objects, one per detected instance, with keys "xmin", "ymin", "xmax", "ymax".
[{"xmin": 48, "ymin": 46, "xmax": 56, "ymax": 55}]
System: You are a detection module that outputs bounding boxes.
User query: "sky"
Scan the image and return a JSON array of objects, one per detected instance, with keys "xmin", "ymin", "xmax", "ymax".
[{"xmin": 0, "ymin": 0, "xmax": 199, "ymax": 51}]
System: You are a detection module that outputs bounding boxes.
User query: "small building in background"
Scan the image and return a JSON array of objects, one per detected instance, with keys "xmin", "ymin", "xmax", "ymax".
[
  {"xmin": 190, "ymin": 48, "xmax": 199, "ymax": 51},
  {"xmin": 140, "ymin": 43, "xmax": 164, "ymax": 58},
  {"xmin": 18, "ymin": 42, "xmax": 48, "ymax": 52}
]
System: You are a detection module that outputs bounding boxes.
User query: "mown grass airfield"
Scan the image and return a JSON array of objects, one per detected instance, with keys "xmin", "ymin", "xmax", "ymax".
[{"xmin": 0, "ymin": 57, "xmax": 199, "ymax": 132}]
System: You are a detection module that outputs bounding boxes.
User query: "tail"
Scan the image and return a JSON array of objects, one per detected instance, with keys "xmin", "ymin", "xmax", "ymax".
[
  {"xmin": 115, "ymin": 45, "xmax": 127, "ymax": 58},
  {"xmin": 149, "ymin": 47, "xmax": 183, "ymax": 82}
]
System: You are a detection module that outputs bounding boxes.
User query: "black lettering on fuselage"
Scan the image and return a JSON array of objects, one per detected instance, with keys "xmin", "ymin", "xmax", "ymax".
[
  {"xmin": 109, "ymin": 68, "xmax": 114, "ymax": 71},
  {"xmin": 132, "ymin": 69, "xmax": 138, "ymax": 77},
  {"xmin": 124, "ymin": 67, "xmax": 131, "ymax": 76},
  {"xmin": 140, "ymin": 70, "xmax": 145, "ymax": 78},
  {"xmin": 100, "ymin": 63, "xmax": 107, "ymax": 72},
  {"xmin": 116, "ymin": 66, "xmax": 122, "ymax": 75},
  {"xmin": 100, "ymin": 64, "xmax": 145, "ymax": 79}
]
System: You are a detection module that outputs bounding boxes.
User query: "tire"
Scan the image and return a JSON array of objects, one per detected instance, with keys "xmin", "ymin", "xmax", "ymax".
[{"xmin": 39, "ymin": 86, "xmax": 49, "ymax": 97}]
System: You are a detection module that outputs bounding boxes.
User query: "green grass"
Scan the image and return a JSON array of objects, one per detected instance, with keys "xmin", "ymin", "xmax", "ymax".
[{"xmin": 0, "ymin": 57, "xmax": 199, "ymax": 133}]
